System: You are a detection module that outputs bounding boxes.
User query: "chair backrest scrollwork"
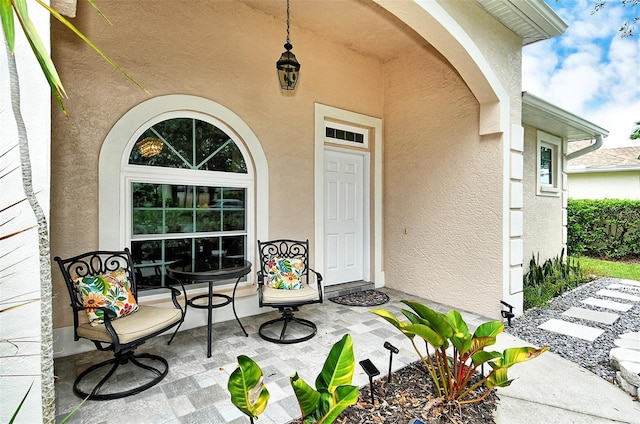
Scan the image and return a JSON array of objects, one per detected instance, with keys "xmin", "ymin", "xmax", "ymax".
[
  {"xmin": 54, "ymin": 249, "xmax": 138, "ymax": 334},
  {"xmin": 257, "ymin": 239, "xmax": 310, "ymax": 284}
]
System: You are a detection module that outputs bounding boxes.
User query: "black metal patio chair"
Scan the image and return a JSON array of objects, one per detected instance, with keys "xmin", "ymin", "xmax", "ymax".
[
  {"xmin": 256, "ymin": 239, "xmax": 323, "ymax": 343},
  {"xmin": 54, "ymin": 248, "xmax": 184, "ymax": 400}
]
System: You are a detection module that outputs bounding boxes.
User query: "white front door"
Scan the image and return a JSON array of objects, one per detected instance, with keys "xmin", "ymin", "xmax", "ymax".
[{"xmin": 324, "ymin": 149, "xmax": 365, "ymax": 285}]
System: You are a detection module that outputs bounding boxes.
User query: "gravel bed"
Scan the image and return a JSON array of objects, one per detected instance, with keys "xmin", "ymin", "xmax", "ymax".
[{"xmin": 504, "ymin": 277, "xmax": 640, "ymax": 383}]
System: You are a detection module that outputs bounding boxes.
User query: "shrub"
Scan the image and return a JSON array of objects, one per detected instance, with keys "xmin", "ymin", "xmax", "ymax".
[
  {"xmin": 568, "ymin": 199, "xmax": 640, "ymax": 259},
  {"xmin": 523, "ymin": 250, "xmax": 589, "ymax": 309},
  {"xmin": 372, "ymin": 302, "xmax": 548, "ymax": 407}
]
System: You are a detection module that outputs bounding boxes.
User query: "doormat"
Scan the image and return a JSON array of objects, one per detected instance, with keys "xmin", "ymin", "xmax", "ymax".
[{"xmin": 329, "ymin": 290, "xmax": 389, "ymax": 307}]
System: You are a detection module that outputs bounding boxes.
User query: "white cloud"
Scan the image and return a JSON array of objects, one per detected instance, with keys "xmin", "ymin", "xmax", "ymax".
[{"xmin": 523, "ymin": 0, "xmax": 640, "ymax": 148}]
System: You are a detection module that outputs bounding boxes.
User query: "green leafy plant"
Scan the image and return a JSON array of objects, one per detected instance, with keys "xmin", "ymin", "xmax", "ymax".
[
  {"xmin": 290, "ymin": 334, "xmax": 359, "ymax": 424},
  {"xmin": 523, "ymin": 250, "xmax": 589, "ymax": 308},
  {"xmin": 228, "ymin": 355, "xmax": 270, "ymax": 423},
  {"xmin": 372, "ymin": 301, "xmax": 548, "ymax": 407}
]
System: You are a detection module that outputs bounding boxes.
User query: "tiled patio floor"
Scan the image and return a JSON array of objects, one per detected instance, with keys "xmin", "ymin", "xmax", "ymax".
[{"xmin": 54, "ymin": 288, "xmax": 490, "ymax": 424}]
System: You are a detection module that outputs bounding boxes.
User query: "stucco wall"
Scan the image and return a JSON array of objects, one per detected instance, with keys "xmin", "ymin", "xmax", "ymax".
[
  {"xmin": 522, "ymin": 125, "xmax": 565, "ymax": 266},
  {"xmin": 382, "ymin": 0, "xmax": 522, "ymax": 319},
  {"xmin": 50, "ymin": 0, "xmax": 523, "ymax": 329},
  {"xmin": 568, "ymin": 171, "xmax": 640, "ymax": 200},
  {"xmin": 383, "ymin": 47, "xmax": 503, "ymax": 318},
  {"xmin": 50, "ymin": 1, "xmax": 385, "ymax": 328}
]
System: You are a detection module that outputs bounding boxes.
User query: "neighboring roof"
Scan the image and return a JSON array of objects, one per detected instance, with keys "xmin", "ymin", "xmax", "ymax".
[
  {"xmin": 522, "ymin": 92, "xmax": 609, "ymax": 141},
  {"xmin": 567, "ymin": 143, "xmax": 640, "ymax": 173},
  {"xmin": 476, "ymin": 0, "xmax": 568, "ymax": 45}
]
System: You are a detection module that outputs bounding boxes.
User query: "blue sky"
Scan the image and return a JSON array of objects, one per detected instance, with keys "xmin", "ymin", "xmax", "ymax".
[{"xmin": 522, "ymin": 0, "xmax": 640, "ymax": 148}]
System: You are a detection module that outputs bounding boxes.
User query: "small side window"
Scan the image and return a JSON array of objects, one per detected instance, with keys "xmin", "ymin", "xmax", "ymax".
[{"xmin": 536, "ymin": 131, "xmax": 562, "ymax": 196}]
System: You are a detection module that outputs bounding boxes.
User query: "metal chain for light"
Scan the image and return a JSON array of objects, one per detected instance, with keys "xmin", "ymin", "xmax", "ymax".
[{"xmin": 286, "ymin": 0, "xmax": 291, "ymax": 45}]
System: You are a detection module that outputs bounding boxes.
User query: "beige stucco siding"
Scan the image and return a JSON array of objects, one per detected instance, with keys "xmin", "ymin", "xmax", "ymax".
[
  {"xmin": 50, "ymin": 0, "xmax": 523, "ymax": 329},
  {"xmin": 383, "ymin": 47, "xmax": 503, "ymax": 318},
  {"xmin": 568, "ymin": 171, "xmax": 640, "ymax": 200},
  {"xmin": 522, "ymin": 125, "xmax": 565, "ymax": 266},
  {"xmin": 382, "ymin": 0, "xmax": 522, "ymax": 319},
  {"xmin": 50, "ymin": 1, "xmax": 385, "ymax": 328}
]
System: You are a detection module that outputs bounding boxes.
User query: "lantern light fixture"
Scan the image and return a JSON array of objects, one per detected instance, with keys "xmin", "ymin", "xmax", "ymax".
[{"xmin": 276, "ymin": 0, "xmax": 300, "ymax": 90}]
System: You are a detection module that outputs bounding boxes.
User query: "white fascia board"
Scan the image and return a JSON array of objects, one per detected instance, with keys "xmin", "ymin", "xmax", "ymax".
[
  {"xmin": 522, "ymin": 92, "xmax": 609, "ymax": 140},
  {"xmin": 477, "ymin": 0, "xmax": 568, "ymax": 45},
  {"xmin": 507, "ymin": 0, "xmax": 568, "ymax": 39},
  {"xmin": 567, "ymin": 166, "xmax": 640, "ymax": 174}
]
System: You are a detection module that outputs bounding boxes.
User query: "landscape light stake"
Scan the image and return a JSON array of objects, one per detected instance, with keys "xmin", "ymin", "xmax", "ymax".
[
  {"xmin": 359, "ymin": 359, "xmax": 380, "ymax": 405},
  {"xmin": 383, "ymin": 341, "xmax": 399, "ymax": 384},
  {"xmin": 500, "ymin": 300, "xmax": 515, "ymax": 326}
]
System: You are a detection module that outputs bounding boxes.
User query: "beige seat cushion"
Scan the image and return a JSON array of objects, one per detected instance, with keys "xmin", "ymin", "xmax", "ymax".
[
  {"xmin": 76, "ymin": 305, "xmax": 182, "ymax": 345},
  {"xmin": 262, "ymin": 284, "xmax": 320, "ymax": 304}
]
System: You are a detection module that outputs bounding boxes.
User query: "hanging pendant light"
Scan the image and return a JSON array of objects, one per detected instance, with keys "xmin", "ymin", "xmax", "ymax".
[
  {"xmin": 276, "ymin": 0, "xmax": 300, "ymax": 90},
  {"xmin": 137, "ymin": 137, "xmax": 164, "ymax": 157}
]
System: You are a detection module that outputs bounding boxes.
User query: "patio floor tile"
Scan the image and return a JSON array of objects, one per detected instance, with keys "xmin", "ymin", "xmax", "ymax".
[{"xmin": 53, "ymin": 288, "xmax": 491, "ymax": 424}]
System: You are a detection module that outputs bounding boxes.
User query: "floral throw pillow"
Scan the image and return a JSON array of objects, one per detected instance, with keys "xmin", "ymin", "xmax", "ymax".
[
  {"xmin": 73, "ymin": 268, "xmax": 139, "ymax": 326},
  {"xmin": 266, "ymin": 255, "xmax": 304, "ymax": 290}
]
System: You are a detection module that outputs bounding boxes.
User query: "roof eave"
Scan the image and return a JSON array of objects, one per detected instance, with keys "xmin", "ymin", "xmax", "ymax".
[
  {"xmin": 522, "ymin": 92, "xmax": 609, "ymax": 141},
  {"xmin": 476, "ymin": 0, "xmax": 568, "ymax": 45},
  {"xmin": 568, "ymin": 166, "xmax": 640, "ymax": 174}
]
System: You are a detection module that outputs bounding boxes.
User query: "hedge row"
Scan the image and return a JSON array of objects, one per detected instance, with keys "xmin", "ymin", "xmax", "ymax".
[{"xmin": 567, "ymin": 199, "xmax": 640, "ymax": 259}]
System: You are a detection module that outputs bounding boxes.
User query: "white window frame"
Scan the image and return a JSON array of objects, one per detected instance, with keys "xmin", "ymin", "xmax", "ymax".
[
  {"xmin": 99, "ymin": 95, "xmax": 269, "ymax": 296},
  {"xmin": 536, "ymin": 131, "xmax": 561, "ymax": 196}
]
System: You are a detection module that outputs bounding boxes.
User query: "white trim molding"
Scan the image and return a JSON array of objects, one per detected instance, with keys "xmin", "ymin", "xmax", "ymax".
[
  {"xmin": 99, "ymin": 95, "xmax": 269, "ymax": 251},
  {"xmin": 314, "ymin": 103, "xmax": 384, "ymax": 287}
]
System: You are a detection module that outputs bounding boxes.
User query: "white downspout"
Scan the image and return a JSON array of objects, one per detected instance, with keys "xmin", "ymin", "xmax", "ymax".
[{"xmin": 566, "ymin": 134, "xmax": 603, "ymax": 160}]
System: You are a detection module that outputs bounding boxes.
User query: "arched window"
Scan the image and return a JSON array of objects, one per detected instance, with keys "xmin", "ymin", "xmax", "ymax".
[
  {"xmin": 128, "ymin": 117, "xmax": 251, "ymax": 289},
  {"xmin": 99, "ymin": 95, "xmax": 268, "ymax": 293}
]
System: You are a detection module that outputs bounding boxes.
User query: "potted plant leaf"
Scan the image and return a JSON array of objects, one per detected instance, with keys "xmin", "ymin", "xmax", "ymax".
[
  {"xmin": 290, "ymin": 334, "xmax": 359, "ymax": 423},
  {"xmin": 228, "ymin": 355, "xmax": 270, "ymax": 423}
]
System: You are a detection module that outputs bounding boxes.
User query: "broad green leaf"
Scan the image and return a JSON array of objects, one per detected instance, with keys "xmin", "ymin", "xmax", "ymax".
[
  {"xmin": 404, "ymin": 323, "xmax": 445, "ymax": 349},
  {"xmin": 493, "ymin": 346, "xmax": 549, "ymax": 368},
  {"xmin": 450, "ymin": 331, "xmax": 472, "ymax": 354},
  {"xmin": 402, "ymin": 301, "xmax": 454, "ymax": 339},
  {"xmin": 291, "ymin": 372, "xmax": 321, "ymax": 418},
  {"xmin": 469, "ymin": 336, "xmax": 497, "ymax": 354},
  {"xmin": 371, "ymin": 309, "xmax": 414, "ymax": 339},
  {"xmin": 227, "ymin": 355, "xmax": 270, "ymax": 419},
  {"xmin": 315, "ymin": 334, "xmax": 355, "ymax": 393},
  {"xmin": 401, "ymin": 309, "xmax": 425, "ymax": 325},
  {"xmin": 473, "ymin": 320, "xmax": 504, "ymax": 341},
  {"xmin": 486, "ymin": 367, "xmax": 513, "ymax": 388},
  {"xmin": 470, "ymin": 350, "xmax": 502, "ymax": 367},
  {"xmin": 317, "ymin": 385, "xmax": 359, "ymax": 423},
  {"xmin": 446, "ymin": 309, "xmax": 469, "ymax": 337}
]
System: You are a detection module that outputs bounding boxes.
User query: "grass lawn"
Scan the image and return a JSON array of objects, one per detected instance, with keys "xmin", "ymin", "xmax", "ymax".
[{"xmin": 573, "ymin": 256, "xmax": 640, "ymax": 281}]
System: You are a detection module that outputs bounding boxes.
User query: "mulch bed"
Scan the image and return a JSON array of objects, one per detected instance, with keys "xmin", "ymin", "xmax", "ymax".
[
  {"xmin": 329, "ymin": 290, "xmax": 390, "ymax": 307},
  {"xmin": 288, "ymin": 361, "xmax": 498, "ymax": 424}
]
